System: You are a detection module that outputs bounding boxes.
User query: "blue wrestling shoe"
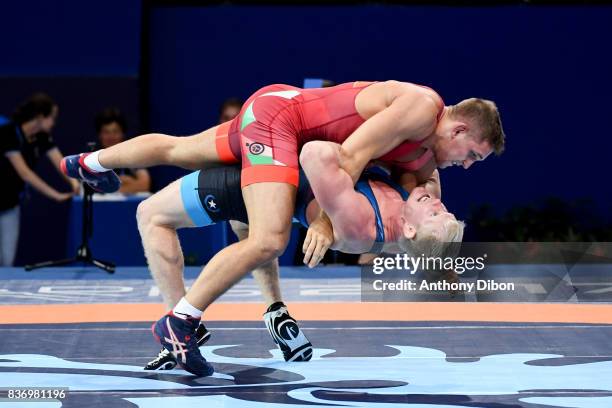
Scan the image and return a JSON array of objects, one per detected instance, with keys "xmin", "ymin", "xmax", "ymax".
[
  {"xmin": 264, "ymin": 302, "xmax": 313, "ymax": 362},
  {"xmin": 60, "ymin": 153, "xmax": 121, "ymax": 193},
  {"xmin": 145, "ymin": 323, "xmax": 211, "ymax": 371},
  {"xmin": 152, "ymin": 313, "xmax": 214, "ymax": 377}
]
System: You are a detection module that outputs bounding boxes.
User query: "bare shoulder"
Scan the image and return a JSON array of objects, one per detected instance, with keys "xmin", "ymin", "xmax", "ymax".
[
  {"xmin": 388, "ymin": 80, "xmax": 443, "ymax": 108},
  {"xmin": 355, "ymin": 80, "xmax": 441, "ymax": 121},
  {"xmin": 387, "ymin": 82, "xmax": 441, "ymax": 138}
]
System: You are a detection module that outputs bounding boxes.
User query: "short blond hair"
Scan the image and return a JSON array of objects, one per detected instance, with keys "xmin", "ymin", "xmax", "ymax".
[
  {"xmin": 449, "ymin": 98, "xmax": 505, "ymax": 155},
  {"xmin": 398, "ymin": 218, "xmax": 465, "ymax": 259}
]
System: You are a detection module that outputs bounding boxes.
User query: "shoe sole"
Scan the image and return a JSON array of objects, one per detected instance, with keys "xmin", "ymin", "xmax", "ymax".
[
  {"xmin": 196, "ymin": 330, "xmax": 211, "ymax": 346},
  {"xmin": 264, "ymin": 309, "xmax": 313, "ymax": 363}
]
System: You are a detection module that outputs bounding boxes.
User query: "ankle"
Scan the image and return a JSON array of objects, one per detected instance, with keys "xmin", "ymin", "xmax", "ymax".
[
  {"xmin": 83, "ymin": 150, "xmax": 111, "ymax": 173},
  {"xmin": 266, "ymin": 301, "xmax": 286, "ymax": 313},
  {"xmin": 172, "ymin": 297, "xmax": 203, "ymax": 320}
]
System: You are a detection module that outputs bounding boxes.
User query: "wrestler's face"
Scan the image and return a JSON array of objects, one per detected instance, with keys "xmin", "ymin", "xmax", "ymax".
[
  {"xmin": 401, "ymin": 187, "xmax": 454, "ymax": 239},
  {"xmin": 99, "ymin": 122, "xmax": 125, "ymax": 148},
  {"xmin": 434, "ymin": 124, "xmax": 492, "ymax": 169}
]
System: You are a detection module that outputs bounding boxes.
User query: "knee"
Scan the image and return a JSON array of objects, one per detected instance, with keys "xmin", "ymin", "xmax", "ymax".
[
  {"xmin": 248, "ymin": 233, "xmax": 289, "ymax": 261},
  {"xmin": 136, "ymin": 198, "xmax": 155, "ymax": 231},
  {"xmin": 137, "ymin": 199, "xmax": 181, "ymax": 264}
]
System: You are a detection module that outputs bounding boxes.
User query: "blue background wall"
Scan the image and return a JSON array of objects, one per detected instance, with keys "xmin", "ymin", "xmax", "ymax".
[
  {"xmin": 146, "ymin": 5, "xmax": 612, "ymax": 221},
  {"xmin": 0, "ymin": 0, "xmax": 142, "ymax": 265},
  {"xmin": 2, "ymin": 2, "xmax": 611, "ymax": 264},
  {"xmin": 0, "ymin": 0, "xmax": 141, "ymax": 76}
]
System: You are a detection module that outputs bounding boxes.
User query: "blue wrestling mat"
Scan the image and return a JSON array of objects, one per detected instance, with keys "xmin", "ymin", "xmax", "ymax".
[{"xmin": 1, "ymin": 266, "xmax": 611, "ymax": 408}]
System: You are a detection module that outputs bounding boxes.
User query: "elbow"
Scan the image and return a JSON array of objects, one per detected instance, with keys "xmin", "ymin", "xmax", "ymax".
[
  {"xmin": 299, "ymin": 141, "xmax": 336, "ymax": 168},
  {"xmin": 298, "ymin": 143, "xmax": 315, "ymax": 167}
]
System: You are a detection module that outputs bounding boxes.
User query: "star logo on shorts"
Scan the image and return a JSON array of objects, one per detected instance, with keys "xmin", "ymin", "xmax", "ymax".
[{"xmin": 204, "ymin": 194, "xmax": 220, "ymax": 213}]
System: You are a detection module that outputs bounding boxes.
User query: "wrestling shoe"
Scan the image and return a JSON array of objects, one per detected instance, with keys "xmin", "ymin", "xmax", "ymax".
[
  {"xmin": 152, "ymin": 313, "xmax": 214, "ymax": 376},
  {"xmin": 144, "ymin": 323, "xmax": 211, "ymax": 371},
  {"xmin": 144, "ymin": 348, "xmax": 176, "ymax": 371},
  {"xmin": 60, "ymin": 153, "xmax": 121, "ymax": 193},
  {"xmin": 264, "ymin": 302, "xmax": 313, "ymax": 361}
]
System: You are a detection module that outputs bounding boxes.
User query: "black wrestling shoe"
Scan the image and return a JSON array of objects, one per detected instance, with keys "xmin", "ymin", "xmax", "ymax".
[
  {"xmin": 144, "ymin": 322, "xmax": 211, "ymax": 370},
  {"xmin": 144, "ymin": 347, "xmax": 177, "ymax": 371},
  {"xmin": 264, "ymin": 302, "xmax": 313, "ymax": 362},
  {"xmin": 195, "ymin": 322, "xmax": 211, "ymax": 346}
]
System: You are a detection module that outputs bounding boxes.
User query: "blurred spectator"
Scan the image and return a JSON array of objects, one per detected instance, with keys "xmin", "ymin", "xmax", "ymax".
[
  {"xmin": 95, "ymin": 107, "xmax": 151, "ymax": 194},
  {"xmin": 218, "ymin": 97, "xmax": 243, "ymax": 124},
  {"xmin": 0, "ymin": 93, "xmax": 78, "ymax": 266}
]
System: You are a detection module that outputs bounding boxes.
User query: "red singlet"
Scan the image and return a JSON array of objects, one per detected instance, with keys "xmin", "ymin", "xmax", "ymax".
[{"xmin": 215, "ymin": 81, "xmax": 443, "ymax": 187}]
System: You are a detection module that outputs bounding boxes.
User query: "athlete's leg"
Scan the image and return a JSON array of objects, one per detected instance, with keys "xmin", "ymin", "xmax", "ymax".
[
  {"xmin": 136, "ymin": 179, "xmax": 194, "ymax": 309},
  {"xmin": 229, "ymin": 220, "xmax": 282, "ymax": 305},
  {"xmin": 62, "ymin": 121, "xmax": 238, "ymax": 193},
  {"xmin": 151, "ymin": 182, "xmax": 294, "ymax": 376},
  {"xmin": 140, "ymin": 173, "xmax": 217, "ymax": 371},
  {"xmin": 185, "ymin": 182, "xmax": 295, "ymax": 310},
  {"xmin": 151, "ymin": 85, "xmax": 302, "ymax": 374},
  {"xmin": 99, "ymin": 126, "xmax": 221, "ymax": 171},
  {"xmin": 181, "ymin": 85, "xmax": 304, "ymax": 309},
  {"xmin": 227, "ymin": 220, "xmax": 313, "ymax": 361},
  {"xmin": 141, "ymin": 203, "xmax": 212, "ymax": 373}
]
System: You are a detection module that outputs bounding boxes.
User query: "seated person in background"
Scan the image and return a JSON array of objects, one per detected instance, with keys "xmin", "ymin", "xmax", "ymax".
[
  {"xmin": 95, "ymin": 108, "xmax": 151, "ymax": 194},
  {"xmin": 0, "ymin": 93, "xmax": 78, "ymax": 266},
  {"xmin": 218, "ymin": 97, "xmax": 243, "ymax": 124}
]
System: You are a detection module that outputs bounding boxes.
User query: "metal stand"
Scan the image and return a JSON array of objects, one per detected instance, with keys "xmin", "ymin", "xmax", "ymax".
[{"xmin": 25, "ymin": 176, "xmax": 115, "ymax": 273}]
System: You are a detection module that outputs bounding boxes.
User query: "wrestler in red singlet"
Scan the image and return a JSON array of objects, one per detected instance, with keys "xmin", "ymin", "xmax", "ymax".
[{"xmin": 214, "ymin": 81, "xmax": 444, "ymax": 187}]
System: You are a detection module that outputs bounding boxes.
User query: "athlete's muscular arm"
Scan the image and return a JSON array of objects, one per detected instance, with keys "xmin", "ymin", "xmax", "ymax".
[
  {"xmin": 340, "ymin": 83, "xmax": 440, "ymax": 185},
  {"xmin": 300, "ymin": 141, "xmax": 370, "ymax": 241},
  {"xmin": 304, "ymin": 83, "xmax": 439, "ymax": 263}
]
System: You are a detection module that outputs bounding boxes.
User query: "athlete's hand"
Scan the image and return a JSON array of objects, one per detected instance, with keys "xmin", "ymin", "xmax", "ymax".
[{"xmin": 303, "ymin": 212, "xmax": 333, "ymax": 268}]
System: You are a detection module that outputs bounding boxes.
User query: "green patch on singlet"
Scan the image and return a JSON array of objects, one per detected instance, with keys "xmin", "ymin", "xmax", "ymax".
[
  {"xmin": 241, "ymin": 102, "xmax": 256, "ymax": 131},
  {"xmin": 247, "ymin": 153, "xmax": 274, "ymax": 165}
]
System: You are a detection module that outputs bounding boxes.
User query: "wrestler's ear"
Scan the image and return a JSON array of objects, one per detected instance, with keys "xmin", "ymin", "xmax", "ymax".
[
  {"xmin": 452, "ymin": 123, "xmax": 468, "ymax": 138},
  {"xmin": 403, "ymin": 222, "xmax": 417, "ymax": 240}
]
